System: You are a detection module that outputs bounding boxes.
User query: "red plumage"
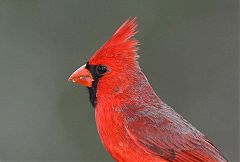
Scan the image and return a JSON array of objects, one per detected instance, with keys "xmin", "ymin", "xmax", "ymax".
[{"xmin": 69, "ymin": 18, "xmax": 227, "ymax": 162}]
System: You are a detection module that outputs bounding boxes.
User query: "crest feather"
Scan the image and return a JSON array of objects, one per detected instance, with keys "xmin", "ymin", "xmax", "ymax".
[{"xmin": 89, "ymin": 18, "xmax": 139, "ymax": 65}]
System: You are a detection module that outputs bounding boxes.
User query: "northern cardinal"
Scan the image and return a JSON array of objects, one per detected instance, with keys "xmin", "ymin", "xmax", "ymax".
[{"xmin": 68, "ymin": 18, "xmax": 227, "ymax": 162}]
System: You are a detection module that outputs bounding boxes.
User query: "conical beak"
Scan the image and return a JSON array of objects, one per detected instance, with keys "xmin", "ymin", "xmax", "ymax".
[{"xmin": 68, "ymin": 64, "xmax": 93, "ymax": 87}]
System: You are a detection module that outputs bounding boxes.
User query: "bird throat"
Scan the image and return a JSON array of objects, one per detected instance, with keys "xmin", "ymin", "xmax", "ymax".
[{"xmin": 85, "ymin": 62, "xmax": 102, "ymax": 108}]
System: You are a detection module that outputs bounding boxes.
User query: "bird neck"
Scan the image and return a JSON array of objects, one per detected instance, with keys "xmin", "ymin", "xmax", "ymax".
[{"xmin": 95, "ymin": 69, "xmax": 162, "ymax": 110}]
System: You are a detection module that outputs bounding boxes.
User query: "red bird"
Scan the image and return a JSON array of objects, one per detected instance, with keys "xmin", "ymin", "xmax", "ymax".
[{"xmin": 68, "ymin": 18, "xmax": 227, "ymax": 162}]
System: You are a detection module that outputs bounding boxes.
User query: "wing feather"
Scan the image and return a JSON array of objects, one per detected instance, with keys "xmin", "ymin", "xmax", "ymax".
[{"xmin": 124, "ymin": 102, "xmax": 227, "ymax": 162}]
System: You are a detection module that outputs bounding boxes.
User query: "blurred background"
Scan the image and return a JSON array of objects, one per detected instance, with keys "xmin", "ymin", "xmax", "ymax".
[{"xmin": 0, "ymin": 0, "xmax": 238, "ymax": 162}]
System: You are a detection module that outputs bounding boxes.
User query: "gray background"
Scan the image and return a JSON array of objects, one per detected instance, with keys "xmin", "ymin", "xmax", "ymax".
[{"xmin": 0, "ymin": 0, "xmax": 238, "ymax": 162}]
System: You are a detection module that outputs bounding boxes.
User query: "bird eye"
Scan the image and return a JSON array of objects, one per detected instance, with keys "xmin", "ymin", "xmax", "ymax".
[{"xmin": 96, "ymin": 65, "xmax": 108, "ymax": 75}]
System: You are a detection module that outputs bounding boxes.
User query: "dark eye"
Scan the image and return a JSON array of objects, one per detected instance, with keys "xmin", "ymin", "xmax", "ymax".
[{"xmin": 96, "ymin": 65, "xmax": 108, "ymax": 75}]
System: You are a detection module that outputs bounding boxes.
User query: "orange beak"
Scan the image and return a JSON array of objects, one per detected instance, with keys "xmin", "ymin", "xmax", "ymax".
[{"xmin": 68, "ymin": 64, "xmax": 93, "ymax": 87}]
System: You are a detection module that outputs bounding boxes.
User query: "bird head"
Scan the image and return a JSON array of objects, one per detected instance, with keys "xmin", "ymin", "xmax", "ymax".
[{"xmin": 68, "ymin": 18, "xmax": 140, "ymax": 106}]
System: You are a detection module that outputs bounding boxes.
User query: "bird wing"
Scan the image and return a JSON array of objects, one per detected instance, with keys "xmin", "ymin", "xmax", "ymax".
[{"xmin": 124, "ymin": 103, "xmax": 227, "ymax": 162}]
